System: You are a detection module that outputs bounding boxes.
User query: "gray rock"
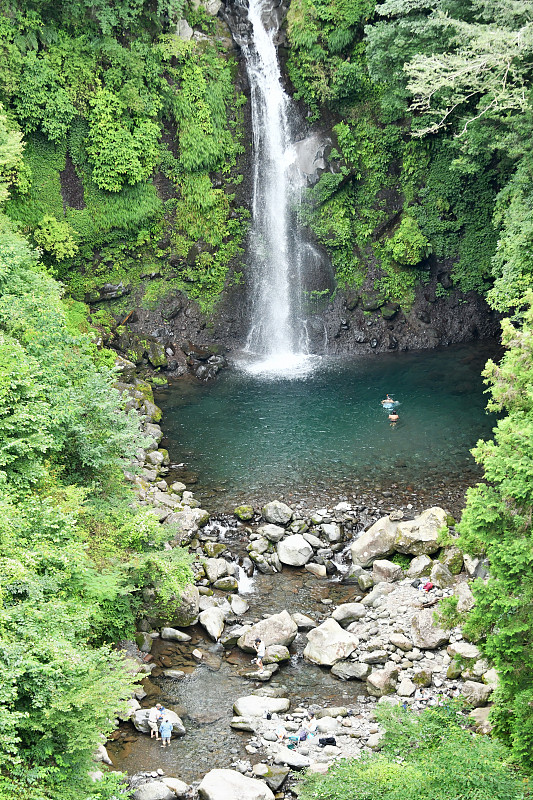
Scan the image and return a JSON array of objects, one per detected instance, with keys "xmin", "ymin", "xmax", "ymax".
[
  {"xmin": 411, "ymin": 607, "xmax": 450, "ymax": 649},
  {"xmin": 455, "ymin": 582, "xmax": 475, "ymax": 612},
  {"xmin": 372, "ymin": 559, "xmax": 403, "ymax": 583},
  {"xmin": 390, "ymin": 633, "xmax": 413, "ymax": 651},
  {"xmin": 350, "ymin": 517, "xmax": 397, "ymax": 567},
  {"xmin": 469, "ymin": 706, "xmax": 493, "ymax": 734},
  {"xmin": 321, "ymin": 522, "xmax": 342, "ymax": 542},
  {"xmin": 199, "ymin": 607, "xmax": 226, "ymax": 641},
  {"xmin": 361, "ymin": 582, "xmax": 395, "ymax": 607},
  {"xmin": 303, "ymin": 618, "xmax": 359, "ymax": 666},
  {"xmin": 258, "ymin": 524, "xmax": 286, "ymax": 542},
  {"xmin": 305, "ymin": 563, "xmax": 327, "ymax": 577},
  {"xmin": 366, "ymin": 664, "xmax": 399, "ymax": 697},
  {"xmin": 161, "ymin": 778, "xmax": 189, "ymax": 798},
  {"xmin": 264, "ymin": 645, "xmax": 290, "ymax": 663},
  {"xmin": 316, "ymin": 716, "xmax": 338, "ymax": 733},
  {"xmin": 397, "ymin": 678, "xmax": 416, "ymax": 697},
  {"xmin": 133, "ymin": 709, "xmax": 185, "ymax": 736},
  {"xmin": 213, "ymin": 576, "xmax": 238, "ymax": 592},
  {"xmin": 133, "ymin": 783, "xmax": 175, "ymax": 800},
  {"xmin": 461, "ymin": 680, "xmax": 493, "ymax": 707},
  {"xmin": 230, "ymin": 595, "xmax": 249, "ymax": 615},
  {"xmin": 176, "ymin": 18, "xmax": 193, "ymax": 40},
  {"xmin": 447, "ymin": 642, "xmax": 481, "ymax": 660},
  {"xmin": 291, "ymin": 612, "xmax": 316, "ymax": 629},
  {"xmin": 394, "ymin": 507, "xmax": 448, "ymax": 556},
  {"xmin": 406, "ymin": 555, "xmax": 433, "ymax": 578},
  {"xmin": 331, "ymin": 661, "xmax": 370, "ymax": 681},
  {"xmin": 237, "ymin": 611, "xmax": 298, "ymax": 652},
  {"xmin": 169, "ymin": 584, "xmax": 199, "ymax": 627},
  {"xmin": 430, "ymin": 561, "xmax": 455, "ymax": 589},
  {"xmin": 233, "ymin": 696, "xmax": 290, "ymax": 717},
  {"xmin": 262, "ymin": 501, "xmax": 293, "ymax": 526},
  {"xmin": 303, "ymin": 532, "xmax": 323, "ymax": 548},
  {"xmin": 230, "ymin": 717, "xmax": 257, "ymax": 732},
  {"xmin": 332, "ymin": 602, "xmax": 366, "ymax": 628},
  {"xmin": 203, "ymin": 558, "xmax": 229, "ymax": 584},
  {"xmin": 162, "ymin": 669, "xmax": 185, "ymax": 680},
  {"xmin": 198, "ymin": 769, "xmax": 274, "ymax": 800},
  {"xmin": 252, "ymin": 765, "xmax": 289, "ymax": 792},
  {"xmin": 160, "ymin": 627, "xmax": 191, "ymax": 642},
  {"xmin": 273, "ymin": 747, "xmax": 310, "ymax": 770},
  {"xmin": 277, "ymin": 534, "xmax": 313, "ymax": 566}
]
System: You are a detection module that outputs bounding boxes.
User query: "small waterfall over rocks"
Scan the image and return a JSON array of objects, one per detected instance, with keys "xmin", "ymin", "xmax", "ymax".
[{"xmin": 226, "ymin": 0, "xmax": 333, "ymax": 376}]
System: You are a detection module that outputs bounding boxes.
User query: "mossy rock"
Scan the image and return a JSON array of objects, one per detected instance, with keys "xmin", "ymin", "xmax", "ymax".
[
  {"xmin": 381, "ymin": 302, "xmax": 400, "ymax": 320},
  {"xmin": 447, "ymin": 661, "xmax": 462, "ymax": 680},
  {"xmin": 134, "ymin": 379, "xmax": 155, "ymax": 404},
  {"xmin": 204, "ymin": 541, "xmax": 227, "ymax": 557},
  {"xmin": 213, "ymin": 576, "xmax": 238, "ymax": 592},
  {"xmin": 361, "ymin": 291, "xmax": 385, "ymax": 311},
  {"xmin": 147, "ymin": 339, "xmax": 168, "ymax": 368},
  {"xmin": 439, "ymin": 545, "xmax": 464, "ymax": 575},
  {"xmin": 234, "ymin": 505, "xmax": 254, "ymax": 521},
  {"xmin": 143, "ymin": 400, "xmax": 162, "ymax": 423},
  {"xmin": 412, "ymin": 669, "xmax": 432, "ymax": 687}
]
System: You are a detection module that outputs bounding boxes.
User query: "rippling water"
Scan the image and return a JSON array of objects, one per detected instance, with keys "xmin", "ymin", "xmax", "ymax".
[{"xmin": 157, "ymin": 343, "xmax": 498, "ymax": 508}]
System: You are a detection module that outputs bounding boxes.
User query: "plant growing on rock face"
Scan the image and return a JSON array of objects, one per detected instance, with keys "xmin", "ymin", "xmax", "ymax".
[
  {"xmin": 384, "ymin": 216, "xmax": 432, "ymax": 267},
  {"xmin": 34, "ymin": 214, "xmax": 78, "ymax": 261}
]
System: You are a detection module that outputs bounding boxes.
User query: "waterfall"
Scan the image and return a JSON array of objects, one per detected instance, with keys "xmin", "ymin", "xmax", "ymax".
[{"xmin": 236, "ymin": 0, "xmax": 316, "ymax": 375}]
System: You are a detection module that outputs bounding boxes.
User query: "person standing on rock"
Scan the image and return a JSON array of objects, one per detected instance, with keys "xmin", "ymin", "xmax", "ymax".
[
  {"xmin": 253, "ymin": 637, "xmax": 266, "ymax": 673},
  {"xmin": 148, "ymin": 703, "xmax": 163, "ymax": 740},
  {"xmin": 159, "ymin": 717, "xmax": 173, "ymax": 747}
]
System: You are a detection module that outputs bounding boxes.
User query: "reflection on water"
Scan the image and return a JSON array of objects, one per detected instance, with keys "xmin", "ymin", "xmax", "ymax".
[{"xmin": 157, "ymin": 343, "xmax": 498, "ymax": 509}]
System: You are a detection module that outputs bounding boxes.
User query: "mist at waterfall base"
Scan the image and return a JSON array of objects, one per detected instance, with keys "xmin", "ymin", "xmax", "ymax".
[{"xmin": 157, "ymin": 343, "xmax": 497, "ymax": 509}]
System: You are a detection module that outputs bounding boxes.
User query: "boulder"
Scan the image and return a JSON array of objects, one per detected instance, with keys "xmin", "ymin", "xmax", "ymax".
[
  {"xmin": 393, "ymin": 507, "xmax": 448, "ymax": 556},
  {"xmin": 292, "ymin": 612, "xmax": 316, "ymax": 629},
  {"xmin": 332, "ymin": 603, "xmax": 366, "ymax": 628},
  {"xmin": 305, "ymin": 563, "xmax": 327, "ymax": 577},
  {"xmin": 303, "ymin": 618, "xmax": 359, "ymax": 666},
  {"xmin": 447, "ymin": 642, "xmax": 481, "ymax": 660},
  {"xmin": 234, "ymin": 505, "xmax": 254, "ymax": 521},
  {"xmin": 430, "ymin": 561, "xmax": 455, "ymax": 589},
  {"xmin": 469, "ymin": 706, "xmax": 493, "ymax": 734},
  {"xmin": 264, "ymin": 645, "xmax": 290, "ymax": 663},
  {"xmin": 397, "ymin": 678, "xmax": 416, "ymax": 697},
  {"xmin": 199, "ymin": 607, "xmax": 226, "ymax": 641},
  {"xmin": 161, "ymin": 627, "xmax": 191, "ymax": 642},
  {"xmin": 440, "ymin": 545, "xmax": 464, "ymax": 575},
  {"xmin": 372, "ymin": 559, "xmax": 403, "ymax": 583},
  {"xmin": 166, "ymin": 506, "xmax": 209, "ymax": 542},
  {"xmin": 258, "ymin": 524, "xmax": 285, "ymax": 542},
  {"xmin": 273, "ymin": 747, "xmax": 310, "ymax": 770},
  {"xmin": 390, "ymin": 633, "xmax": 413, "ymax": 651},
  {"xmin": 277, "ymin": 534, "xmax": 313, "ymax": 566},
  {"xmin": 455, "ymin": 582, "xmax": 475, "ymax": 613},
  {"xmin": 233, "ymin": 696, "xmax": 290, "ymax": 717},
  {"xmin": 213, "ymin": 576, "xmax": 238, "ymax": 592},
  {"xmin": 230, "ymin": 595, "xmax": 249, "ymax": 615},
  {"xmin": 237, "ymin": 611, "xmax": 298, "ymax": 652},
  {"xmin": 366, "ymin": 664, "xmax": 399, "ymax": 697},
  {"xmin": 133, "ymin": 783, "xmax": 175, "ymax": 800},
  {"xmin": 331, "ymin": 661, "xmax": 371, "ymax": 681},
  {"xmin": 133, "ymin": 709, "xmax": 185, "ymax": 736},
  {"xmin": 361, "ymin": 582, "xmax": 395, "ymax": 608},
  {"xmin": 321, "ymin": 522, "xmax": 342, "ymax": 542},
  {"xmin": 262, "ymin": 501, "xmax": 293, "ymax": 525},
  {"xmin": 198, "ymin": 769, "xmax": 274, "ymax": 800},
  {"xmin": 161, "ymin": 778, "xmax": 189, "ymax": 798},
  {"xmin": 406, "ymin": 555, "xmax": 433, "ymax": 578},
  {"xmin": 203, "ymin": 558, "xmax": 229, "ymax": 584},
  {"xmin": 317, "ymin": 716, "xmax": 338, "ymax": 734},
  {"xmin": 167, "ymin": 584, "xmax": 199, "ymax": 627},
  {"xmin": 411, "ymin": 607, "xmax": 450, "ymax": 649},
  {"xmin": 350, "ymin": 517, "xmax": 397, "ymax": 567},
  {"xmin": 461, "ymin": 680, "xmax": 492, "ymax": 707},
  {"xmin": 252, "ymin": 765, "xmax": 289, "ymax": 792}
]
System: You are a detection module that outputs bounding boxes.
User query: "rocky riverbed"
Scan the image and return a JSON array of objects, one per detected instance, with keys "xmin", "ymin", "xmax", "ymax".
[{"xmin": 98, "ymin": 433, "xmax": 495, "ymax": 800}]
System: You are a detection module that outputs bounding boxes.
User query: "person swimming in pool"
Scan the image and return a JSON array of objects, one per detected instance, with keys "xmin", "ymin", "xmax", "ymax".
[
  {"xmin": 389, "ymin": 410, "xmax": 399, "ymax": 426},
  {"xmin": 381, "ymin": 394, "xmax": 393, "ymax": 405}
]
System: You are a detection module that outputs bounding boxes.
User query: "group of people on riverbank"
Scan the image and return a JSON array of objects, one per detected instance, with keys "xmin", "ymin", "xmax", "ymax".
[{"xmin": 148, "ymin": 703, "xmax": 174, "ymax": 747}]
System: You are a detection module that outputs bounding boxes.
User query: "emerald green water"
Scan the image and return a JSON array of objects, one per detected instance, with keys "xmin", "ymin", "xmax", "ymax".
[{"xmin": 157, "ymin": 343, "xmax": 498, "ymax": 509}]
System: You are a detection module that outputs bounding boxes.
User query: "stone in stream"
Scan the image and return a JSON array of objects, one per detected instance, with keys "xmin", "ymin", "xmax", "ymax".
[
  {"xmin": 133, "ymin": 709, "xmax": 185, "ymax": 736},
  {"xmin": 303, "ymin": 618, "xmax": 359, "ymax": 666},
  {"xmin": 234, "ymin": 505, "xmax": 254, "ymax": 521},
  {"xmin": 198, "ymin": 769, "xmax": 274, "ymax": 800},
  {"xmin": 230, "ymin": 716, "xmax": 257, "ymax": 732},
  {"xmin": 203, "ymin": 558, "xmax": 229, "ymax": 584},
  {"xmin": 241, "ymin": 664, "xmax": 279, "ymax": 681},
  {"xmin": 350, "ymin": 516, "xmax": 397, "ymax": 567},
  {"xmin": 199, "ymin": 607, "xmax": 226, "ymax": 641},
  {"xmin": 160, "ymin": 627, "xmax": 191, "ymax": 642},
  {"xmin": 305, "ymin": 562, "xmax": 326, "ymax": 577},
  {"xmin": 230, "ymin": 595, "xmax": 249, "ymax": 615},
  {"xmin": 133, "ymin": 783, "xmax": 175, "ymax": 800},
  {"xmin": 277, "ymin": 534, "xmax": 313, "ymax": 566},
  {"xmin": 410, "ymin": 607, "xmax": 450, "ymax": 649},
  {"xmin": 258, "ymin": 523, "xmax": 285, "ymax": 542},
  {"xmin": 291, "ymin": 612, "xmax": 316, "ymax": 629},
  {"xmin": 237, "ymin": 610, "xmax": 298, "ymax": 652},
  {"xmin": 233, "ymin": 696, "xmax": 290, "ymax": 717},
  {"xmin": 161, "ymin": 669, "xmax": 185, "ymax": 680},
  {"xmin": 161, "ymin": 778, "xmax": 189, "ymax": 798},
  {"xmin": 167, "ymin": 584, "xmax": 199, "ymax": 627},
  {"xmin": 264, "ymin": 645, "xmax": 290, "ymax": 663},
  {"xmin": 331, "ymin": 661, "xmax": 371, "ymax": 681},
  {"xmin": 261, "ymin": 500, "xmax": 293, "ymax": 525},
  {"xmin": 331, "ymin": 602, "xmax": 366, "ymax": 628},
  {"xmin": 213, "ymin": 576, "xmax": 238, "ymax": 592}
]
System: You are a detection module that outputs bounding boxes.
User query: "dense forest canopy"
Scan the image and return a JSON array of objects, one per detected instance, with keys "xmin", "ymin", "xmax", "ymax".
[{"xmin": 0, "ymin": 0, "xmax": 533, "ymax": 797}]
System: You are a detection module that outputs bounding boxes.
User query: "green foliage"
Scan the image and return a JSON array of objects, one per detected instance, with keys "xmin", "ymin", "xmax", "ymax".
[
  {"xmin": 384, "ymin": 216, "xmax": 431, "ymax": 266},
  {"xmin": 14, "ymin": 51, "xmax": 76, "ymax": 143},
  {"xmin": 33, "ymin": 215, "xmax": 78, "ymax": 260},
  {"xmin": 298, "ymin": 704, "xmax": 528, "ymax": 800},
  {"xmin": 455, "ymin": 294, "xmax": 533, "ymax": 768}
]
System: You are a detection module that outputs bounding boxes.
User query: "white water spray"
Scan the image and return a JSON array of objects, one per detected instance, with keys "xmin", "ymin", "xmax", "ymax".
[{"xmin": 238, "ymin": 0, "xmax": 315, "ymax": 376}]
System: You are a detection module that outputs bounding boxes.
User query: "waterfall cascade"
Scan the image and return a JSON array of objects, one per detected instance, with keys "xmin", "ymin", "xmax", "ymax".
[{"xmin": 234, "ymin": 0, "xmax": 320, "ymax": 375}]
